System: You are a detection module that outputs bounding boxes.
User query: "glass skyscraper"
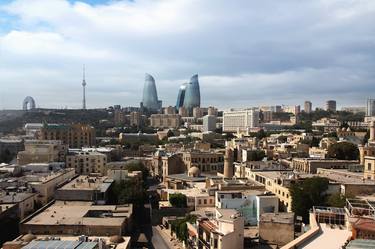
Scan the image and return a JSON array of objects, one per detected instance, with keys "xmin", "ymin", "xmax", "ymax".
[
  {"xmin": 141, "ymin": 73, "xmax": 162, "ymax": 112},
  {"xmin": 176, "ymin": 83, "xmax": 187, "ymax": 109},
  {"xmin": 182, "ymin": 74, "xmax": 201, "ymax": 113}
]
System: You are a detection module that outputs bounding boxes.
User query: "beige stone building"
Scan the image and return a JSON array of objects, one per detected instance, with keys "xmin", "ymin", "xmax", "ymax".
[
  {"xmin": 29, "ymin": 168, "xmax": 76, "ymax": 205},
  {"xmin": 55, "ymin": 175, "xmax": 113, "ymax": 204},
  {"xmin": 178, "ymin": 106, "xmax": 188, "ymax": 117},
  {"xmin": 164, "ymin": 106, "xmax": 176, "ymax": 115},
  {"xmin": 150, "ymin": 114, "xmax": 181, "ymax": 129},
  {"xmin": 38, "ymin": 123, "xmax": 95, "ymax": 149},
  {"xmin": 0, "ymin": 192, "xmax": 37, "ymax": 219},
  {"xmin": 182, "ymin": 150, "xmax": 224, "ymax": 173},
  {"xmin": 114, "ymin": 109, "xmax": 125, "ymax": 126},
  {"xmin": 66, "ymin": 151, "xmax": 107, "ymax": 175},
  {"xmin": 292, "ymin": 158, "xmax": 358, "ymax": 174},
  {"xmin": 129, "ymin": 111, "xmax": 141, "ymax": 127},
  {"xmin": 191, "ymin": 209, "xmax": 244, "ymax": 249},
  {"xmin": 20, "ymin": 201, "xmax": 133, "ymax": 236},
  {"xmin": 364, "ymin": 156, "xmax": 375, "ymax": 180},
  {"xmin": 259, "ymin": 212, "xmax": 295, "ymax": 246},
  {"xmin": 17, "ymin": 140, "xmax": 67, "ymax": 165}
]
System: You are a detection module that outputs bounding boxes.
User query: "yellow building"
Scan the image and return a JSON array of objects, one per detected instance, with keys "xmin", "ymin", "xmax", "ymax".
[
  {"xmin": 38, "ymin": 123, "xmax": 95, "ymax": 149},
  {"xmin": 150, "ymin": 114, "xmax": 181, "ymax": 129},
  {"xmin": 66, "ymin": 151, "xmax": 107, "ymax": 175},
  {"xmin": 182, "ymin": 150, "xmax": 224, "ymax": 173},
  {"xmin": 364, "ymin": 156, "xmax": 375, "ymax": 180}
]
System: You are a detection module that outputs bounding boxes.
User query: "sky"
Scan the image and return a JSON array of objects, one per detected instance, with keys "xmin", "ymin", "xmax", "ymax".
[{"xmin": 0, "ymin": 0, "xmax": 374, "ymax": 110}]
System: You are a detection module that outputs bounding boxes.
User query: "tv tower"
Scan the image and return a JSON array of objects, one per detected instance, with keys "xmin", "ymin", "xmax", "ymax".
[{"xmin": 82, "ymin": 65, "xmax": 87, "ymax": 110}]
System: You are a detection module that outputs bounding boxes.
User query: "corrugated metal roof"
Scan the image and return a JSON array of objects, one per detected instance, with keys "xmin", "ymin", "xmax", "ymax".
[
  {"xmin": 346, "ymin": 239, "xmax": 375, "ymax": 249},
  {"xmin": 23, "ymin": 240, "xmax": 83, "ymax": 249}
]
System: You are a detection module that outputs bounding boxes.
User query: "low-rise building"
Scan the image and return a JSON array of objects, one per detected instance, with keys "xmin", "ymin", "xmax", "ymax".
[
  {"xmin": 20, "ymin": 201, "xmax": 133, "ymax": 236},
  {"xmin": 0, "ymin": 203, "xmax": 19, "ymax": 246},
  {"xmin": 192, "ymin": 208, "xmax": 244, "ymax": 249},
  {"xmin": 259, "ymin": 212, "xmax": 295, "ymax": 246},
  {"xmin": 292, "ymin": 158, "xmax": 359, "ymax": 174},
  {"xmin": 215, "ymin": 190, "xmax": 279, "ymax": 225},
  {"xmin": 0, "ymin": 192, "xmax": 37, "ymax": 219},
  {"xmin": 55, "ymin": 175, "xmax": 113, "ymax": 204},
  {"xmin": 4, "ymin": 235, "xmax": 131, "ymax": 249}
]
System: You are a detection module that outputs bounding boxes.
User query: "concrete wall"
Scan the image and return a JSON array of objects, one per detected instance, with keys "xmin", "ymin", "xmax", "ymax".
[{"xmin": 259, "ymin": 219, "xmax": 294, "ymax": 246}]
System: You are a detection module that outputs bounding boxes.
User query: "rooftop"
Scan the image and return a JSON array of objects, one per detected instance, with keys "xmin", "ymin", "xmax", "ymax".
[
  {"xmin": 260, "ymin": 212, "xmax": 294, "ymax": 224},
  {"xmin": 346, "ymin": 239, "xmax": 375, "ymax": 249},
  {"xmin": 23, "ymin": 201, "xmax": 132, "ymax": 227},
  {"xmin": 299, "ymin": 223, "xmax": 351, "ymax": 249},
  {"xmin": 0, "ymin": 192, "xmax": 36, "ymax": 204},
  {"xmin": 59, "ymin": 176, "xmax": 113, "ymax": 191},
  {"xmin": 317, "ymin": 168, "xmax": 375, "ymax": 185},
  {"xmin": 16, "ymin": 235, "xmax": 131, "ymax": 249}
]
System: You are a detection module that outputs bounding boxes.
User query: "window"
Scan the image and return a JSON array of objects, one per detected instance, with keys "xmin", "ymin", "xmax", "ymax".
[{"xmin": 368, "ymin": 163, "xmax": 372, "ymax": 171}]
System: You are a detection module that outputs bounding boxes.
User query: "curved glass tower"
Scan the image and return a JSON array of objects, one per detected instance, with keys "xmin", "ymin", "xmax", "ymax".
[
  {"xmin": 183, "ymin": 74, "xmax": 201, "ymax": 113},
  {"xmin": 141, "ymin": 73, "xmax": 161, "ymax": 112},
  {"xmin": 176, "ymin": 83, "xmax": 187, "ymax": 109}
]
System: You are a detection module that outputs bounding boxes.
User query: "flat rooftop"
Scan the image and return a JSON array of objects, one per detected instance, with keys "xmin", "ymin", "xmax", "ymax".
[
  {"xmin": 260, "ymin": 212, "xmax": 294, "ymax": 224},
  {"xmin": 165, "ymin": 187, "xmax": 210, "ymax": 197},
  {"xmin": 317, "ymin": 168, "xmax": 375, "ymax": 185},
  {"xmin": 254, "ymin": 171, "xmax": 314, "ymax": 181},
  {"xmin": 300, "ymin": 223, "xmax": 351, "ymax": 249},
  {"xmin": 0, "ymin": 203, "xmax": 16, "ymax": 214},
  {"xmin": 0, "ymin": 192, "xmax": 36, "ymax": 203},
  {"xmin": 23, "ymin": 201, "xmax": 132, "ymax": 227},
  {"xmin": 17, "ymin": 235, "xmax": 131, "ymax": 249},
  {"xmin": 59, "ymin": 176, "xmax": 113, "ymax": 191}
]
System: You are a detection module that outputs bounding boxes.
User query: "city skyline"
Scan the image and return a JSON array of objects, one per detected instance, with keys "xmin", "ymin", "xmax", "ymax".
[{"xmin": 0, "ymin": 0, "xmax": 374, "ymax": 109}]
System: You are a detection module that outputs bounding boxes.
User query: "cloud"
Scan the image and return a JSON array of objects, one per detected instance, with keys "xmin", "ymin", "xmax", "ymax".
[{"xmin": 0, "ymin": 0, "xmax": 374, "ymax": 109}]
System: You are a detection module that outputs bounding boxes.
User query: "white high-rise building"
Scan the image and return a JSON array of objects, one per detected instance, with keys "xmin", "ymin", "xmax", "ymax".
[
  {"xmin": 367, "ymin": 98, "xmax": 375, "ymax": 117},
  {"xmin": 223, "ymin": 109, "xmax": 259, "ymax": 132}
]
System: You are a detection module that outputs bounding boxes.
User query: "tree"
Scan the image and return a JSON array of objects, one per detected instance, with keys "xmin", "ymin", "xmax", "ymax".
[
  {"xmin": 256, "ymin": 129, "xmax": 267, "ymax": 140},
  {"xmin": 327, "ymin": 142, "xmax": 359, "ymax": 160},
  {"xmin": 247, "ymin": 150, "xmax": 266, "ymax": 161},
  {"xmin": 289, "ymin": 177, "xmax": 329, "ymax": 223},
  {"xmin": 171, "ymin": 215, "xmax": 197, "ymax": 242},
  {"xmin": 169, "ymin": 193, "xmax": 187, "ymax": 208},
  {"xmin": 110, "ymin": 178, "xmax": 147, "ymax": 206},
  {"xmin": 123, "ymin": 160, "xmax": 149, "ymax": 181},
  {"xmin": 278, "ymin": 135, "xmax": 288, "ymax": 143},
  {"xmin": 326, "ymin": 193, "xmax": 346, "ymax": 208},
  {"xmin": 0, "ymin": 149, "xmax": 14, "ymax": 163}
]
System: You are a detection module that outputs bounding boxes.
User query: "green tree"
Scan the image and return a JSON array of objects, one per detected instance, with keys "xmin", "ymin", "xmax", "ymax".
[
  {"xmin": 169, "ymin": 193, "xmax": 187, "ymax": 208},
  {"xmin": 111, "ymin": 178, "xmax": 147, "ymax": 206},
  {"xmin": 278, "ymin": 135, "xmax": 288, "ymax": 143},
  {"xmin": 171, "ymin": 215, "xmax": 197, "ymax": 242},
  {"xmin": 247, "ymin": 150, "xmax": 266, "ymax": 161},
  {"xmin": 290, "ymin": 177, "xmax": 329, "ymax": 223},
  {"xmin": 326, "ymin": 193, "xmax": 347, "ymax": 208},
  {"xmin": 0, "ymin": 149, "xmax": 14, "ymax": 163},
  {"xmin": 256, "ymin": 129, "xmax": 267, "ymax": 140},
  {"xmin": 327, "ymin": 142, "xmax": 359, "ymax": 160}
]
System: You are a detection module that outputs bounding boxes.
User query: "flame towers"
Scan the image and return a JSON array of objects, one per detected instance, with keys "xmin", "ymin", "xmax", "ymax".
[
  {"xmin": 176, "ymin": 83, "xmax": 188, "ymax": 109},
  {"xmin": 141, "ymin": 73, "xmax": 162, "ymax": 112},
  {"xmin": 176, "ymin": 74, "xmax": 201, "ymax": 114}
]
